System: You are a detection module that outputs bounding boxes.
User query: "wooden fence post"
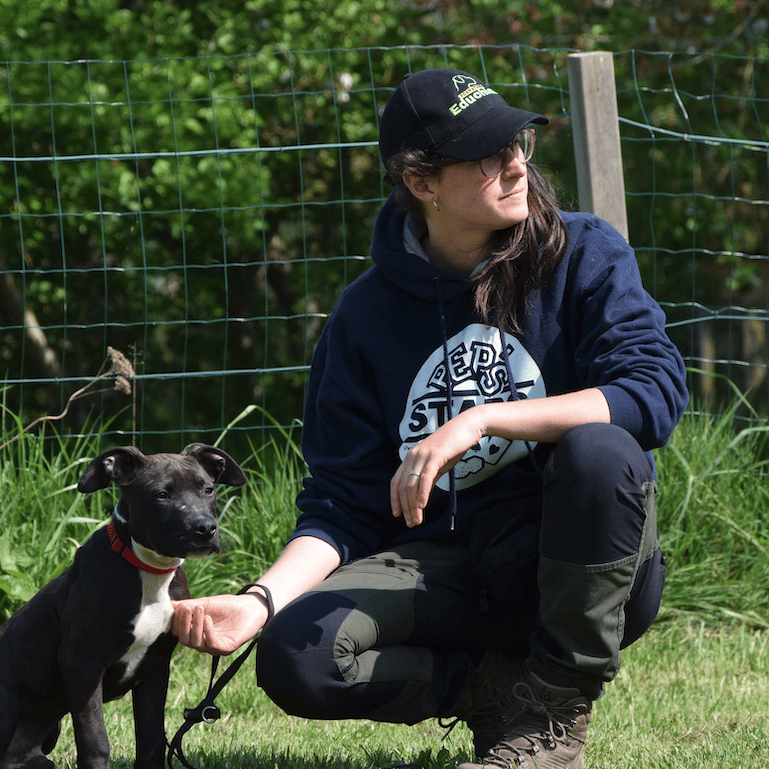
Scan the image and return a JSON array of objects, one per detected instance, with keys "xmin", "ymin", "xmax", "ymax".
[{"xmin": 567, "ymin": 51, "xmax": 629, "ymax": 241}]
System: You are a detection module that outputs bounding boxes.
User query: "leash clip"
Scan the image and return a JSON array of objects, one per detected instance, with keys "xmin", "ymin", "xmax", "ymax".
[
  {"xmin": 166, "ymin": 583, "xmax": 274, "ymax": 769},
  {"xmin": 200, "ymin": 705, "xmax": 221, "ymax": 724},
  {"xmin": 182, "ymin": 702, "xmax": 221, "ymax": 725}
]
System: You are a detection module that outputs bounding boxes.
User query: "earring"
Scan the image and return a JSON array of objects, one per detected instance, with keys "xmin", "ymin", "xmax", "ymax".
[{"xmin": 432, "ymin": 199, "xmax": 440, "ymax": 211}]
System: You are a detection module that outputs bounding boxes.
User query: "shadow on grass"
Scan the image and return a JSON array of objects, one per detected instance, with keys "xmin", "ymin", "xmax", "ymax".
[{"xmin": 160, "ymin": 745, "xmax": 464, "ymax": 769}]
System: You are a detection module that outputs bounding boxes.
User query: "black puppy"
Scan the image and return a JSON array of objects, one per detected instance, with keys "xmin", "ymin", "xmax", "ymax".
[{"xmin": 0, "ymin": 443, "xmax": 246, "ymax": 769}]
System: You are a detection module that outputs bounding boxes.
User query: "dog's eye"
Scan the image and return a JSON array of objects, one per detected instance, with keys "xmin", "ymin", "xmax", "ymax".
[
  {"xmin": 156, "ymin": 490, "xmax": 170, "ymax": 499},
  {"xmin": 205, "ymin": 485, "xmax": 215, "ymax": 496}
]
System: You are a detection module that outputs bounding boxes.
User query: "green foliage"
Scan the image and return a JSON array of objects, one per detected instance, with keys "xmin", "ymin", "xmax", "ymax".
[
  {"xmin": 654, "ymin": 372, "xmax": 769, "ymax": 626},
  {"xmin": 0, "ymin": 421, "xmax": 104, "ymax": 618},
  {"xmin": 0, "ymin": 0, "xmax": 767, "ymax": 454}
]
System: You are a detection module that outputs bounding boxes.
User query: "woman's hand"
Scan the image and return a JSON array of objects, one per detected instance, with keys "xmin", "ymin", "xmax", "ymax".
[
  {"xmin": 171, "ymin": 535, "xmax": 342, "ymax": 656},
  {"xmin": 171, "ymin": 592, "xmax": 268, "ymax": 656},
  {"xmin": 390, "ymin": 407, "xmax": 485, "ymax": 528},
  {"xmin": 389, "ymin": 390, "xmax": 612, "ymax": 528}
]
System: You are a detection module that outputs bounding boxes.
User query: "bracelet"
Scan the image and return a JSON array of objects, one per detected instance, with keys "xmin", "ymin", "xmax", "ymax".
[{"xmin": 238, "ymin": 582, "xmax": 275, "ymax": 623}]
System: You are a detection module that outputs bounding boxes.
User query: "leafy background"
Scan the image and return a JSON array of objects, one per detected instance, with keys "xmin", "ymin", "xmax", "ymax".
[{"xmin": 1, "ymin": 0, "xmax": 767, "ymax": 459}]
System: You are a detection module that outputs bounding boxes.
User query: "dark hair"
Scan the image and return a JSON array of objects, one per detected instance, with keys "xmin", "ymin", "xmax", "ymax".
[{"xmin": 384, "ymin": 149, "xmax": 569, "ymax": 332}]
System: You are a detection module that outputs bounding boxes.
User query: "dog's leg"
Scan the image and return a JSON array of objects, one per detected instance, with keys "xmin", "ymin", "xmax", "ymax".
[
  {"xmin": 0, "ymin": 684, "xmax": 55, "ymax": 769},
  {"xmin": 130, "ymin": 646, "xmax": 175, "ymax": 769},
  {"xmin": 68, "ymin": 696, "xmax": 110, "ymax": 769},
  {"xmin": 1, "ymin": 731, "xmax": 55, "ymax": 769},
  {"xmin": 0, "ymin": 682, "xmax": 19, "ymax": 761},
  {"xmin": 40, "ymin": 724, "xmax": 60, "ymax": 758},
  {"xmin": 58, "ymin": 656, "xmax": 110, "ymax": 769}
]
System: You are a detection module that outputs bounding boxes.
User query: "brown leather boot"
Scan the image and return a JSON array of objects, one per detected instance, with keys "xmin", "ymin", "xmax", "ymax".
[
  {"xmin": 456, "ymin": 670, "xmax": 592, "ymax": 769},
  {"xmin": 440, "ymin": 652, "xmax": 530, "ymax": 758}
]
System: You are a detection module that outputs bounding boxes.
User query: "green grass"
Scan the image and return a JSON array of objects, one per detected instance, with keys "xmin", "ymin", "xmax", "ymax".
[
  {"xmin": 49, "ymin": 620, "xmax": 769, "ymax": 768},
  {"xmin": 2, "ymin": 387, "xmax": 769, "ymax": 768},
  {"xmin": 652, "ymin": 382, "xmax": 769, "ymax": 627}
]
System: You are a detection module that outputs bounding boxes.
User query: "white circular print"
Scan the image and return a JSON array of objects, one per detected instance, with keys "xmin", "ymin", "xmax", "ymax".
[{"xmin": 397, "ymin": 324, "xmax": 546, "ymax": 491}]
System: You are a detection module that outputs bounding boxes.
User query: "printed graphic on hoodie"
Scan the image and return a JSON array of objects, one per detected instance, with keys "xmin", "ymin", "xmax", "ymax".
[{"xmin": 398, "ymin": 324, "xmax": 546, "ymax": 491}]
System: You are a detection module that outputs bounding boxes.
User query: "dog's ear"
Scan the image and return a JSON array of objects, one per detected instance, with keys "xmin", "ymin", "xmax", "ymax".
[
  {"xmin": 181, "ymin": 443, "xmax": 247, "ymax": 487},
  {"xmin": 77, "ymin": 446, "xmax": 147, "ymax": 492}
]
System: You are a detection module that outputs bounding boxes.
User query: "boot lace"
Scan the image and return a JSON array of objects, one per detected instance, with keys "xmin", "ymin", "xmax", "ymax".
[
  {"xmin": 438, "ymin": 655, "xmax": 528, "ymax": 751},
  {"xmin": 439, "ymin": 686, "xmax": 518, "ymax": 743},
  {"xmin": 477, "ymin": 682, "xmax": 583, "ymax": 768}
]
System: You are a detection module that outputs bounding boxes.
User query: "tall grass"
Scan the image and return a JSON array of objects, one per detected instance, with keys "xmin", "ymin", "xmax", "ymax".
[
  {"xmin": 2, "ymin": 389, "xmax": 769, "ymax": 767},
  {"xmin": 1, "ymin": 389, "xmax": 768, "ymax": 627},
  {"xmin": 0, "ymin": 404, "xmax": 306, "ymax": 620},
  {"xmin": 0, "ymin": 412, "xmax": 106, "ymax": 618},
  {"xmin": 653, "ymin": 379, "xmax": 769, "ymax": 626},
  {"xmin": 183, "ymin": 406, "xmax": 307, "ymax": 598}
]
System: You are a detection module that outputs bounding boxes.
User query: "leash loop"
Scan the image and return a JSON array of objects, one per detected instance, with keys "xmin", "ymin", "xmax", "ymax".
[
  {"xmin": 166, "ymin": 583, "xmax": 274, "ymax": 769},
  {"xmin": 199, "ymin": 705, "xmax": 221, "ymax": 724}
]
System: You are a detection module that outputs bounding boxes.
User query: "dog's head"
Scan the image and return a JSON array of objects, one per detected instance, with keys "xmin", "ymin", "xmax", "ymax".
[{"xmin": 78, "ymin": 443, "xmax": 246, "ymax": 559}]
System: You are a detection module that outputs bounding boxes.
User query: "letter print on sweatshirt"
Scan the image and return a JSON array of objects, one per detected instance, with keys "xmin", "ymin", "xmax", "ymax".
[{"xmin": 397, "ymin": 324, "xmax": 546, "ymax": 491}]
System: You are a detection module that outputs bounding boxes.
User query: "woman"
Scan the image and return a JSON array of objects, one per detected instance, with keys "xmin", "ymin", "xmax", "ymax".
[{"xmin": 172, "ymin": 68, "xmax": 688, "ymax": 769}]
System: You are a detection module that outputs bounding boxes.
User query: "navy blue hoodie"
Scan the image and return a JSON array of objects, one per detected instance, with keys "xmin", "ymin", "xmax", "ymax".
[{"xmin": 292, "ymin": 199, "xmax": 689, "ymax": 565}]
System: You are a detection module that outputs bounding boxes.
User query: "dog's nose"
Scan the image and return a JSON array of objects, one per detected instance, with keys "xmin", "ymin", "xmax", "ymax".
[{"xmin": 194, "ymin": 519, "xmax": 218, "ymax": 540}]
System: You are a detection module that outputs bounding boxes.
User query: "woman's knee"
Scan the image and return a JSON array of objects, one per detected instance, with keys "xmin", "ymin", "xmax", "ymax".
[
  {"xmin": 541, "ymin": 423, "xmax": 654, "ymax": 563},
  {"xmin": 549, "ymin": 423, "xmax": 651, "ymax": 483},
  {"xmin": 256, "ymin": 591, "xmax": 354, "ymax": 718}
]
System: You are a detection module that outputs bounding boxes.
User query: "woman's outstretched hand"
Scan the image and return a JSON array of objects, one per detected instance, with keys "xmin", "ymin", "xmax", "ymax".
[
  {"xmin": 171, "ymin": 593, "xmax": 268, "ymax": 656},
  {"xmin": 171, "ymin": 536, "xmax": 343, "ymax": 656}
]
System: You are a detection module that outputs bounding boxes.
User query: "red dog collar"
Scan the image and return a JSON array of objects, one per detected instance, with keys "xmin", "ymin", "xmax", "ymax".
[{"xmin": 107, "ymin": 521, "xmax": 178, "ymax": 575}]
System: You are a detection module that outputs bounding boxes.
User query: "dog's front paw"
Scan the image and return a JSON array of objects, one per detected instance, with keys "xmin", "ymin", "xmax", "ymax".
[{"xmin": 1, "ymin": 755, "xmax": 55, "ymax": 769}]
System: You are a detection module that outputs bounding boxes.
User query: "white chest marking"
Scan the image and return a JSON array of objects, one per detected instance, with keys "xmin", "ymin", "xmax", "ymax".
[{"xmin": 119, "ymin": 570, "xmax": 176, "ymax": 682}]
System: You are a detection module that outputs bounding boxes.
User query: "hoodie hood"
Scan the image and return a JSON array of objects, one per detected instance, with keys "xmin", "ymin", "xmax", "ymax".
[{"xmin": 370, "ymin": 195, "xmax": 475, "ymax": 303}]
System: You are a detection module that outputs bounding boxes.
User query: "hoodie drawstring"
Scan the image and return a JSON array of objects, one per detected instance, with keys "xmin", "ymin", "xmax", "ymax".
[
  {"xmin": 432, "ymin": 281, "xmax": 542, "ymax": 532},
  {"xmin": 433, "ymin": 278, "xmax": 458, "ymax": 531}
]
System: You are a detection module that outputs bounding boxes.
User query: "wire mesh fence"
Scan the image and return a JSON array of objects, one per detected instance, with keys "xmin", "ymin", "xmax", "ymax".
[{"xmin": 1, "ymin": 45, "xmax": 767, "ymax": 455}]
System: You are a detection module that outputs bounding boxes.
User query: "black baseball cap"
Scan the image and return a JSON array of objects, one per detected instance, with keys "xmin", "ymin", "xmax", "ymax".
[{"xmin": 379, "ymin": 68, "xmax": 548, "ymax": 164}]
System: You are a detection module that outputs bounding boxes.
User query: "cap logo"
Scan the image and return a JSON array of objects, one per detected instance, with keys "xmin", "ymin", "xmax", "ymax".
[{"xmin": 449, "ymin": 75, "xmax": 498, "ymax": 117}]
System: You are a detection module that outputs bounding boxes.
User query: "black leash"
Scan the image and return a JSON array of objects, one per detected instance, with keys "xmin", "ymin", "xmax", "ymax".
[{"xmin": 166, "ymin": 583, "xmax": 275, "ymax": 769}]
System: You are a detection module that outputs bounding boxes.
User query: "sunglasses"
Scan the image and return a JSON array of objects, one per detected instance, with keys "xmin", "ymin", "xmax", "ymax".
[{"xmin": 439, "ymin": 128, "xmax": 536, "ymax": 178}]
